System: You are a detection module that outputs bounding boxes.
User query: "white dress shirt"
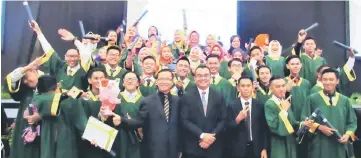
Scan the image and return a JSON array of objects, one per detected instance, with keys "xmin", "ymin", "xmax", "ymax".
[
  {"xmin": 240, "ymin": 97, "xmax": 253, "ymax": 141},
  {"xmin": 67, "ymin": 64, "xmax": 80, "ymax": 75},
  {"xmin": 197, "ymin": 87, "xmax": 209, "ymax": 106},
  {"xmin": 124, "ymin": 90, "xmax": 138, "ymax": 101}
]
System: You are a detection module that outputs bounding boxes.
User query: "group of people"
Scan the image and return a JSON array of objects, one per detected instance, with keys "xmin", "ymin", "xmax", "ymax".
[{"xmin": 3, "ymin": 19, "xmax": 358, "ymax": 158}]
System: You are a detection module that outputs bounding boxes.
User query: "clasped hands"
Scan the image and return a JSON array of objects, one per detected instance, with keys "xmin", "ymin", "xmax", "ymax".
[{"xmin": 199, "ymin": 133, "xmax": 216, "ymax": 149}]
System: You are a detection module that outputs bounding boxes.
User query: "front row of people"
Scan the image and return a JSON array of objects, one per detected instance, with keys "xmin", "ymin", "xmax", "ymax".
[{"xmin": 4, "ymin": 63, "xmax": 357, "ymax": 158}]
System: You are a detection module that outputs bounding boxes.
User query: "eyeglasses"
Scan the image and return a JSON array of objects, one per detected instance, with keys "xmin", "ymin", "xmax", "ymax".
[
  {"xmin": 157, "ymin": 78, "xmax": 172, "ymax": 82},
  {"xmin": 65, "ymin": 55, "xmax": 79, "ymax": 59},
  {"xmin": 195, "ymin": 74, "xmax": 210, "ymax": 78},
  {"xmin": 231, "ymin": 64, "xmax": 242, "ymax": 68}
]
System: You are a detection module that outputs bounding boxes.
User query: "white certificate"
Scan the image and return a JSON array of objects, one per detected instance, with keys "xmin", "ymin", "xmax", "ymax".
[{"xmin": 82, "ymin": 116, "xmax": 118, "ymax": 152}]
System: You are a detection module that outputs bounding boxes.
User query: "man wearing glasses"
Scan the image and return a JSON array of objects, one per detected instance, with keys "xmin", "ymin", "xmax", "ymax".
[
  {"xmin": 121, "ymin": 69, "xmax": 181, "ymax": 158},
  {"xmin": 180, "ymin": 65, "xmax": 227, "ymax": 158}
]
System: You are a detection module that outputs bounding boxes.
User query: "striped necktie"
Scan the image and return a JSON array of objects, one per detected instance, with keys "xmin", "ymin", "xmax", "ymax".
[{"xmin": 164, "ymin": 95, "xmax": 169, "ymax": 121}]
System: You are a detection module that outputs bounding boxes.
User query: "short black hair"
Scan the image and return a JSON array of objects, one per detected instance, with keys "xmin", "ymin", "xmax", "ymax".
[
  {"xmin": 303, "ymin": 36, "xmax": 316, "ymax": 44},
  {"xmin": 106, "ymin": 45, "xmax": 121, "ymax": 54},
  {"xmin": 228, "ymin": 58, "xmax": 243, "ymax": 67},
  {"xmin": 256, "ymin": 65, "xmax": 271, "ymax": 75},
  {"xmin": 270, "ymin": 76, "xmax": 285, "ymax": 85},
  {"xmin": 285, "ymin": 55, "xmax": 301, "ymax": 64},
  {"xmin": 321, "ymin": 68, "xmax": 339, "ymax": 79},
  {"xmin": 206, "ymin": 54, "xmax": 220, "ymax": 61},
  {"xmin": 142, "ymin": 55, "xmax": 156, "ymax": 63},
  {"xmin": 87, "ymin": 68, "xmax": 106, "ymax": 79},
  {"xmin": 249, "ymin": 46, "xmax": 261, "ymax": 56},
  {"xmin": 122, "ymin": 71, "xmax": 141, "ymax": 83},
  {"xmin": 194, "ymin": 64, "xmax": 210, "ymax": 75},
  {"xmin": 237, "ymin": 76, "xmax": 253, "ymax": 85},
  {"xmin": 317, "ymin": 64, "xmax": 330, "ymax": 73},
  {"xmin": 156, "ymin": 69, "xmax": 174, "ymax": 79},
  {"xmin": 176, "ymin": 56, "xmax": 190, "ymax": 66}
]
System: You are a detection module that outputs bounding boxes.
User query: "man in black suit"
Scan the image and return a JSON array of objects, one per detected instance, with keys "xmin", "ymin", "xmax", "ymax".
[
  {"xmin": 226, "ymin": 76, "xmax": 268, "ymax": 158},
  {"xmin": 121, "ymin": 69, "xmax": 180, "ymax": 158},
  {"xmin": 180, "ymin": 65, "xmax": 227, "ymax": 158}
]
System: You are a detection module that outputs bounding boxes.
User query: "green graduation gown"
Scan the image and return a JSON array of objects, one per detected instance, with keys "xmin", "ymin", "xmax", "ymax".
[
  {"xmin": 169, "ymin": 43, "xmax": 191, "ymax": 59},
  {"xmin": 33, "ymin": 93, "xmax": 88, "ymax": 158},
  {"xmin": 301, "ymin": 92, "xmax": 357, "ymax": 158},
  {"xmin": 210, "ymin": 75, "xmax": 235, "ymax": 105},
  {"xmin": 265, "ymin": 98, "xmax": 299, "ymax": 158},
  {"xmin": 265, "ymin": 56, "xmax": 286, "ymax": 77},
  {"xmin": 284, "ymin": 77, "xmax": 311, "ymax": 120},
  {"xmin": 255, "ymin": 87, "xmax": 273, "ymax": 105},
  {"xmin": 296, "ymin": 52, "xmax": 327, "ymax": 86},
  {"xmin": 170, "ymin": 77, "xmax": 196, "ymax": 96},
  {"xmin": 139, "ymin": 78, "xmax": 157, "ymax": 97},
  {"xmin": 119, "ymin": 49, "xmax": 142, "ymax": 76},
  {"xmin": 219, "ymin": 60, "xmax": 231, "ymax": 79},
  {"xmin": 98, "ymin": 64, "xmax": 128, "ymax": 90},
  {"xmin": 39, "ymin": 48, "xmax": 91, "ymax": 92},
  {"xmin": 227, "ymin": 78, "xmax": 240, "ymax": 101},
  {"xmin": 114, "ymin": 91, "xmax": 144, "ymax": 158},
  {"xmin": 310, "ymin": 65, "xmax": 356, "ymax": 95},
  {"xmin": 4, "ymin": 74, "xmax": 41, "ymax": 158}
]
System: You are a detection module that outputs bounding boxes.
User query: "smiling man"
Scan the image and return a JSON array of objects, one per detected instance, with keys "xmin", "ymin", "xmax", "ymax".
[
  {"xmin": 301, "ymin": 68, "xmax": 357, "ymax": 158},
  {"xmin": 31, "ymin": 21, "xmax": 91, "ymax": 92},
  {"xmin": 139, "ymin": 56, "xmax": 158, "ymax": 97},
  {"xmin": 171, "ymin": 56, "xmax": 196, "ymax": 96}
]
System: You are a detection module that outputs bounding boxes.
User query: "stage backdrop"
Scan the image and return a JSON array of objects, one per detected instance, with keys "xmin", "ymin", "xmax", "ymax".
[
  {"xmin": 1, "ymin": 1, "xmax": 127, "ymax": 76},
  {"xmin": 237, "ymin": 1, "xmax": 360, "ymax": 95}
]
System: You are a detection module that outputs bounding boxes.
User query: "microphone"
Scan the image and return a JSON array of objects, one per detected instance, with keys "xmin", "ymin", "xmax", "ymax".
[
  {"xmin": 296, "ymin": 108, "xmax": 321, "ymax": 136},
  {"xmin": 318, "ymin": 111, "xmax": 342, "ymax": 139}
]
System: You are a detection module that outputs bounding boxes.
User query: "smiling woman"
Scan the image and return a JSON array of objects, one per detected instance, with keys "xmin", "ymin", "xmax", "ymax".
[{"xmin": 137, "ymin": 0, "xmax": 237, "ymax": 49}]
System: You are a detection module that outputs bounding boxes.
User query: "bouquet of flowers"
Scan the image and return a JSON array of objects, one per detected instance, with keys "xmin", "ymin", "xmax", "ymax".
[
  {"xmin": 22, "ymin": 104, "xmax": 40, "ymax": 144},
  {"xmin": 98, "ymin": 78, "xmax": 121, "ymax": 121}
]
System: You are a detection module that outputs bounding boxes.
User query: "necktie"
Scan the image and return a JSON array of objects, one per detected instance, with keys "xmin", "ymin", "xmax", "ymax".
[
  {"xmin": 146, "ymin": 79, "xmax": 151, "ymax": 87},
  {"xmin": 68, "ymin": 69, "xmax": 72, "ymax": 76},
  {"xmin": 234, "ymin": 79, "xmax": 238, "ymax": 86},
  {"xmin": 212, "ymin": 76, "xmax": 216, "ymax": 84},
  {"xmin": 164, "ymin": 95, "xmax": 169, "ymax": 121},
  {"xmin": 327, "ymin": 94, "xmax": 333, "ymax": 105},
  {"xmin": 201, "ymin": 91, "xmax": 207, "ymax": 116},
  {"xmin": 245, "ymin": 101, "xmax": 252, "ymax": 142},
  {"xmin": 110, "ymin": 69, "xmax": 116, "ymax": 76}
]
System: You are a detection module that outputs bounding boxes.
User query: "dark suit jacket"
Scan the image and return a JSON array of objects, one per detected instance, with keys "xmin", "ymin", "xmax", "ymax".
[
  {"xmin": 226, "ymin": 98, "xmax": 268, "ymax": 157},
  {"xmin": 121, "ymin": 93, "xmax": 180, "ymax": 158},
  {"xmin": 180, "ymin": 86, "xmax": 227, "ymax": 158}
]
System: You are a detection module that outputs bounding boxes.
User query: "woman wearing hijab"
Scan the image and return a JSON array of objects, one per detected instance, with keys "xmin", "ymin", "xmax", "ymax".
[
  {"xmin": 157, "ymin": 46, "xmax": 174, "ymax": 70},
  {"xmin": 265, "ymin": 40, "xmax": 285, "ymax": 77},
  {"xmin": 169, "ymin": 29, "xmax": 190, "ymax": 59},
  {"xmin": 188, "ymin": 46, "xmax": 204, "ymax": 74},
  {"xmin": 205, "ymin": 34, "xmax": 217, "ymax": 55}
]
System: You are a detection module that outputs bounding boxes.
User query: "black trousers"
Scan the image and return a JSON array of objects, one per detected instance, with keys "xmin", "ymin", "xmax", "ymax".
[{"xmin": 232, "ymin": 143, "xmax": 257, "ymax": 158}]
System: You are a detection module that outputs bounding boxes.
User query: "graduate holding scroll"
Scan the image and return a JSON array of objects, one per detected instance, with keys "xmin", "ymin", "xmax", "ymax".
[
  {"xmin": 31, "ymin": 75, "xmax": 88, "ymax": 158},
  {"xmin": 293, "ymin": 29, "xmax": 327, "ymax": 86},
  {"xmin": 4, "ymin": 57, "xmax": 43, "ymax": 158},
  {"xmin": 31, "ymin": 21, "xmax": 91, "ymax": 92},
  {"xmin": 169, "ymin": 29, "xmax": 190, "ymax": 59},
  {"xmin": 311, "ymin": 49, "xmax": 356, "ymax": 95},
  {"xmin": 301, "ymin": 68, "xmax": 357, "ymax": 158}
]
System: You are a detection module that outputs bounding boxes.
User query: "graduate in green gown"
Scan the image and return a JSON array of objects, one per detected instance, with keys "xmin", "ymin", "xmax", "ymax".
[
  {"xmin": 227, "ymin": 58, "xmax": 244, "ymax": 99},
  {"xmin": 119, "ymin": 38, "xmax": 144, "ymax": 76},
  {"xmin": 284, "ymin": 55, "xmax": 311, "ymax": 121},
  {"xmin": 30, "ymin": 75, "xmax": 88, "ymax": 158},
  {"xmin": 188, "ymin": 46, "xmax": 204, "ymax": 76},
  {"xmin": 310, "ymin": 50, "xmax": 356, "ymax": 95},
  {"xmin": 78, "ymin": 68, "xmax": 112, "ymax": 158},
  {"xmin": 96, "ymin": 46, "xmax": 128, "ymax": 90},
  {"xmin": 113, "ymin": 71, "xmax": 144, "ymax": 158},
  {"xmin": 265, "ymin": 77, "xmax": 311, "ymax": 158},
  {"xmin": 254, "ymin": 65, "xmax": 273, "ymax": 104},
  {"xmin": 170, "ymin": 56, "xmax": 196, "ymax": 96},
  {"xmin": 243, "ymin": 46, "xmax": 266, "ymax": 79},
  {"xmin": 293, "ymin": 30, "xmax": 327, "ymax": 86},
  {"xmin": 265, "ymin": 40, "xmax": 285, "ymax": 77},
  {"xmin": 209, "ymin": 44, "xmax": 231, "ymax": 79},
  {"xmin": 301, "ymin": 68, "xmax": 358, "ymax": 158},
  {"xmin": 31, "ymin": 21, "xmax": 92, "ymax": 92},
  {"xmin": 169, "ymin": 29, "xmax": 191, "ymax": 59},
  {"xmin": 139, "ymin": 56, "xmax": 157, "ymax": 97},
  {"xmin": 4, "ymin": 58, "xmax": 43, "ymax": 158},
  {"xmin": 206, "ymin": 54, "xmax": 234, "ymax": 105}
]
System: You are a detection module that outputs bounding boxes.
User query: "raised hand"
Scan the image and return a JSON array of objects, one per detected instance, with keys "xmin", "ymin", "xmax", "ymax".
[
  {"xmin": 25, "ymin": 57, "xmax": 42, "ymax": 71},
  {"xmin": 29, "ymin": 20, "xmax": 41, "ymax": 34},
  {"xmin": 298, "ymin": 29, "xmax": 307, "ymax": 43},
  {"xmin": 236, "ymin": 107, "xmax": 249, "ymax": 124},
  {"xmin": 58, "ymin": 29, "xmax": 75, "ymax": 41},
  {"xmin": 280, "ymin": 96, "xmax": 292, "ymax": 111},
  {"xmin": 348, "ymin": 49, "xmax": 355, "ymax": 58}
]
